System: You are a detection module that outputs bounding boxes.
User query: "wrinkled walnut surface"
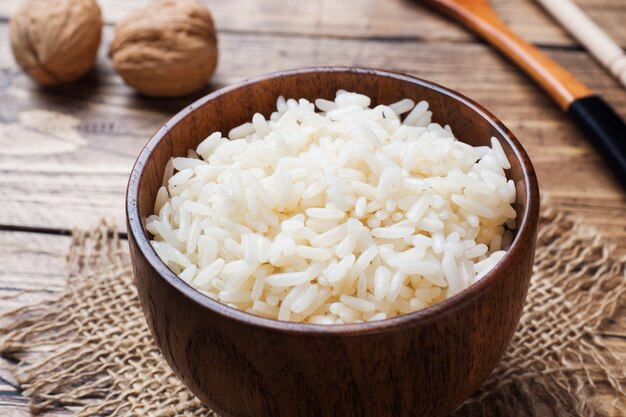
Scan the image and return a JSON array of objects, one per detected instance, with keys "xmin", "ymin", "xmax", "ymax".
[
  {"xmin": 10, "ymin": 0, "xmax": 102, "ymax": 85},
  {"xmin": 109, "ymin": 0, "xmax": 218, "ymax": 97}
]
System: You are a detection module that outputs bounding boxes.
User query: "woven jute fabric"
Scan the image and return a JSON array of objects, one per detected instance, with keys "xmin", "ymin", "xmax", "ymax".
[{"xmin": 1, "ymin": 205, "xmax": 625, "ymax": 416}]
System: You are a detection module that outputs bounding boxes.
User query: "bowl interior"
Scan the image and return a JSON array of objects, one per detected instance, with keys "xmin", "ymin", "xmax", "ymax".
[{"xmin": 128, "ymin": 67, "xmax": 536, "ymax": 328}]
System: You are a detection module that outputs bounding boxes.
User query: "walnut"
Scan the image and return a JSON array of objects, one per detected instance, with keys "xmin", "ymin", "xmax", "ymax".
[
  {"xmin": 108, "ymin": 0, "xmax": 218, "ymax": 97},
  {"xmin": 9, "ymin": 0, "xmax": 102, "ymax": 86}
]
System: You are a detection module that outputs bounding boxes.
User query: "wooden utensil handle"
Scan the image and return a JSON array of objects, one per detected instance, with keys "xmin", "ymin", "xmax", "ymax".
[
  {"xmin": 422, "ymin": 0, "xmax": 626, "ymax": 190},
  {"xmin": 422, "ymin": 0, "xmax": 592, "ymax": 110},
  {"xmin": 535, "ymin": 0, "xmax": 626, "ymax": 89}
]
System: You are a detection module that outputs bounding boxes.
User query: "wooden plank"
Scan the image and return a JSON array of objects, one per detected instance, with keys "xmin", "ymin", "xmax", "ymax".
[
  {"xmin": 1, "ymin": 26, "xmax": 626, "ymax": 249},
  {"xmin": 0, "ymin": 231, "xmax": 70, "ymax": 311},
  {"xmin": 0, "ymin": 231, "xmax": 70, "ymax": 288},
  {"xmin": 0, "ymin": 231, "xmax": 71, "ymax": 416},
  {"xmin": 0, "ymin": 0, "xmax": 625, "ymax": 47}
]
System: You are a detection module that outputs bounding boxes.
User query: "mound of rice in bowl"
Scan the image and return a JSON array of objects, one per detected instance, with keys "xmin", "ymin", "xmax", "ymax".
[{"xmin": 146, "ymin": 91, "xmax": 517, "ymax": 324}]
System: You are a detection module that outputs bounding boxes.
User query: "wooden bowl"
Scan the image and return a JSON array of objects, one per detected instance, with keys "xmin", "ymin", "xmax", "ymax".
[{"xmin": 126, "ymin": 67, "xmax": 540, "ymax": 417}]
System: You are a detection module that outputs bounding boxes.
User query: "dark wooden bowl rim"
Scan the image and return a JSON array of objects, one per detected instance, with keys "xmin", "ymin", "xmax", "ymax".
[{"xmin": 126, "ymin": 66, "xmax": 540, "ymax": 336}]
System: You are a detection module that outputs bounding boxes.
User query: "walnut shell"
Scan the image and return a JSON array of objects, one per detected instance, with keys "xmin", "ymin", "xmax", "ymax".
[
  {"xmin": 10, "ymin": 0, "xmax": 102, "ymax": 86},
  {"xmin": 108, "ymin": 0, "xmax": 218, "ymax": 97}
]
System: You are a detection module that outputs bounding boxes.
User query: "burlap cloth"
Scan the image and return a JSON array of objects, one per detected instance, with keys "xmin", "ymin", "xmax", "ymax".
[{"xmin": 1, "ymin": 204, "xmax": 625, "ymax": 416}]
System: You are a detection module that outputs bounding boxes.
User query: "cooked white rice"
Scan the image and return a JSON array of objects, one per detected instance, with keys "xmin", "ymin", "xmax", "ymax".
[{"xmin": 147, "ymin": 91, "xmax": 517, "ymax": 324}]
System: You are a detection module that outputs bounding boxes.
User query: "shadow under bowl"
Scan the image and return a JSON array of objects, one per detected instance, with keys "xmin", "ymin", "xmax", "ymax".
[{"xmin": 126, "ymin": 67, "xmax": 540, "ymax": 417}]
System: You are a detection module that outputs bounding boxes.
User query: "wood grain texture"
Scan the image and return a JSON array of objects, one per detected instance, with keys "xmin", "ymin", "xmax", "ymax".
[
  {"xmin": 0, "ymin": 231, "xmax": 73, "ymax": 417},
  {"xmin": 536, "ymin": 0, "xmax": 626, "ymax": 88},
  {"xmin": 421, "ymin": 0, "xmax": 592, "ymax": 110},
  {"xmin": 126, "ymin": 67, "xmax": 540, "ymax": 417},
  {"xmin": 1, "ymin": 0, "xmax": 624, "ymax": 48},
  {"xmin": 1, "ymin": 25, "xmax": 624, "ymax": 240},
  {"xmin": 0, "ymin": 0, "xmax": 625, "ymax": 415},
  {"xmin": 0, "ymin": 232, "xmax": 69, "ymax": 288}
]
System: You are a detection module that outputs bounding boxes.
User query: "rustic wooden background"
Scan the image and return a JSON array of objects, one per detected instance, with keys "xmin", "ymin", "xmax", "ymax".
[{"xmin": 0, "ymin": 0, "xmax": 625, "ymax": 415}]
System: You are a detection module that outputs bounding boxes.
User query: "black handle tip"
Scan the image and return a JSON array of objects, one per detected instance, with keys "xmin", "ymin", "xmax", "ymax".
[{"xmin": 568, "ymin": 96, "xmax": 626, "ymax": 190}]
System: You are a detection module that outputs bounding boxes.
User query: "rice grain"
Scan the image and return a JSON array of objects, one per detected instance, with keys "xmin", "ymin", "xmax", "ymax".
[{"xmin": 148, "ymin": 91, "xmax": 517, "ymax": 324}]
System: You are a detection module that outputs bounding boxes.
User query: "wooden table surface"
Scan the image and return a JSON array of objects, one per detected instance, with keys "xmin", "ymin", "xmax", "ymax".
[{"xmin": 1, "ymin": 0, "xmax": 625, "ymax": 415}]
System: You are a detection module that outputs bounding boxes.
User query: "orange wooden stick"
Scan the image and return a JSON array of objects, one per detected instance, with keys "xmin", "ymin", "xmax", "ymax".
[{"xmin": 420, "ymin": 0, "xmax": 592, "ymax": 110}]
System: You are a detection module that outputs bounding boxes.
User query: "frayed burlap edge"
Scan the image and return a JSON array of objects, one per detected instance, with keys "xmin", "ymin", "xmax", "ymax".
[
  {"xmin": 0, "ymin": 222, "xmax": 212, "ymax": 416},
  {"xmin": 453, "ymin": 207, "xmax": 626, "ymax": 417},
  {"xmin": 0, "ymin": 205, "xmax": 625, "ymax": 416}
]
